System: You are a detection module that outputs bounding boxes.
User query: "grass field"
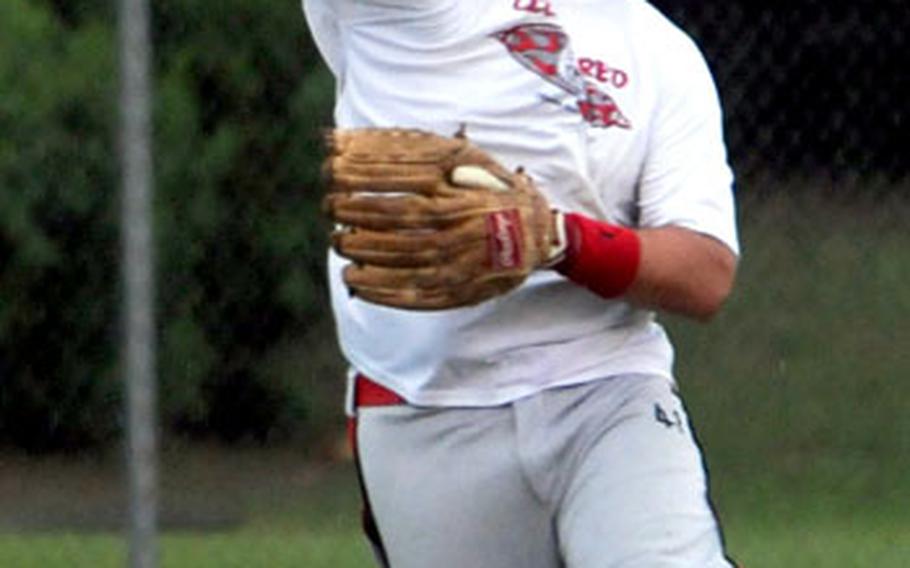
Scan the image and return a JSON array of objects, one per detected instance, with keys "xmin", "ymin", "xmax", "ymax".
[
  {"xmin": 0, "ymin": 459, "xmax": 907, "ymax": 567},
  {"xmin": 1, "ymin": 192, "xmax": 908, "ymax": 566}
]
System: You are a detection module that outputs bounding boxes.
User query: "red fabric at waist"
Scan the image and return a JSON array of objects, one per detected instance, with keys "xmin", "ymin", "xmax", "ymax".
[{"xmin": 355, "ymin": 374, "xmax": 406, "ymax": 407}]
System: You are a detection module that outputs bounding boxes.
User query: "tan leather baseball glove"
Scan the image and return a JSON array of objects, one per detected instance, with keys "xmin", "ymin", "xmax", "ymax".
[{"xmin": 323, "ymin": 128, "xmax": 564, "ymax": 310}]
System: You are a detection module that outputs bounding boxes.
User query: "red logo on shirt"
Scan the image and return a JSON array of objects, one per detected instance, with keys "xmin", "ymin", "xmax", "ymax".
[
  {"xmin": 578, "ymin": 85, "xmax": 630, "ymax": 130},
  {"xmin": 579, "ymin": 57, "xmax": 629, "ymax": 89},
  {"xmin": 513, "ymin": 0, "xmax": 555, "ymax": 18},
  {"xmin": 493, "ymin": 24, "xmax": 631, "ymax": 129}
]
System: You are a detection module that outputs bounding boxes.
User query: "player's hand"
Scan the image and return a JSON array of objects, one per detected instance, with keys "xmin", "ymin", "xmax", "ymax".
[{"xmin": 322, "ymin": 128, "xmax": 564, "ymax": 310}]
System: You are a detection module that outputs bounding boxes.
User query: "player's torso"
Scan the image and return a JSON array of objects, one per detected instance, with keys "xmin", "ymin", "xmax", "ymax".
[{"xmin": 305, "ymin": 0, "xmax": 675, "ymax": 404}]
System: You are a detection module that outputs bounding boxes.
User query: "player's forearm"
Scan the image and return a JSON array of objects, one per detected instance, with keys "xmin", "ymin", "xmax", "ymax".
[
  {"xmin": 629, "ymin": 227, "xmax": 737, "ymax": 321},
  {"xmin": 553, "ymin": 215, "xmax": 737, "ymax": 321}
]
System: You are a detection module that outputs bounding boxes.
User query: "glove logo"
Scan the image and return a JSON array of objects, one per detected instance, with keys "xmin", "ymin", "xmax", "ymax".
[
  {"xmin": 493, "ymin": 24, "xmax": 631, "ymax": 129},
  {"xmin": 486, "ymin": 210, "xmax": 525, "ymax": 271}
]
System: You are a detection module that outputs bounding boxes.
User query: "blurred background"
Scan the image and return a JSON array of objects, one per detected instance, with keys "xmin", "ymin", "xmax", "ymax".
[{"xmin": 0, "ymin": 0, "xmax": 907, "ymax": 566}]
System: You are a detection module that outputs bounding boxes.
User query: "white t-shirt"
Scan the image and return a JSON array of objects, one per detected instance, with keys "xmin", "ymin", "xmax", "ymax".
[{"xmin": 302, "ymin": 0, "xmax": 739, "ymax": 407}]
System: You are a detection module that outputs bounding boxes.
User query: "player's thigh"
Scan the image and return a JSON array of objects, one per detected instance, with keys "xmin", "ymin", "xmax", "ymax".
[
  {"xmin": 357, "ymin": 405, "xmax": 561, "ymax": 568},
  {"xmin": 557, "ymin": 377, "xmax": 733, "ymax": 568}
]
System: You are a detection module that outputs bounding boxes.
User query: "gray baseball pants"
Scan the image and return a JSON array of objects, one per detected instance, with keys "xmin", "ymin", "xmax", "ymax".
[{"xmin": 350, "ymin": 373, "xmax": 737, "ymax": 568}]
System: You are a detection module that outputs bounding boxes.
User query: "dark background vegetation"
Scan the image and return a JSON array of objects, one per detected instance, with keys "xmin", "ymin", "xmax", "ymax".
[
  {"xmin": 651, "ymin": 0, "xmax": 909, "ymax": 182},
  {"xmin": 0, "ymin": 0, "xmax": 906, "ymax": 452},
  {"xmin": 1, "ymin": 0, "xmax": 333, "ymax": 451}
]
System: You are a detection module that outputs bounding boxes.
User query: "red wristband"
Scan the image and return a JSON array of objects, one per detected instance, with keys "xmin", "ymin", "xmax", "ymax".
[{"xmin": 553, "ymin": 213, "xmax": 641, "ymax": 299}]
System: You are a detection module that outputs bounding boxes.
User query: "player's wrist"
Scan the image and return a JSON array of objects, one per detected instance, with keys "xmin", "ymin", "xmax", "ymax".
[
  {"xmin": 551, "ymin": 212, "xmax": 641, "ymax": 299},
  {"xmin": 542, "ymin": 210, "xmax": 569, "ymax": 267}
]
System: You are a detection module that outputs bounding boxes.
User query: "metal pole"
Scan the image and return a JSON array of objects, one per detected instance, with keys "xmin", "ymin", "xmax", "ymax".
[{"xmin": 118, "ymin": 0, "xmax": 158, "ymax": 563}]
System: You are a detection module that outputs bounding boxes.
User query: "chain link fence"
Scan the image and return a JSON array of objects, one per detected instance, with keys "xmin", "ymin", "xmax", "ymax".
[{"xmin": 651, "ymin": 1, "xmax": 908, "ymax": 189}]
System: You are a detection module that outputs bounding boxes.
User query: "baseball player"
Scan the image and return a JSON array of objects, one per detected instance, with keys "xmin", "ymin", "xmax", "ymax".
[{"xmin": 303, "ymin": 1, "xmax": 740, "ymax": 567}]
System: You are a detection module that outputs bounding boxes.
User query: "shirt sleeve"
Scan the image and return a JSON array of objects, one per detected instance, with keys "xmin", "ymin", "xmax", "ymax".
[{"xmin": 637, "ymin": 34, "xmax": 740, "ymax": 256}]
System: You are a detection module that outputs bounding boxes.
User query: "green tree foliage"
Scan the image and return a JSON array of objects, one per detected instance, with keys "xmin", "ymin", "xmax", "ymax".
[
  {"xmin": 151, "ymin": 0, "xmax": 334, "ymax": 442},
  {"xmin": 0, "ymin": 0, "xmax": 120, "ymax": 451},
  {"xmin": 0, "ymin": 0, "xmax": 335, "ymax": 451}
]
